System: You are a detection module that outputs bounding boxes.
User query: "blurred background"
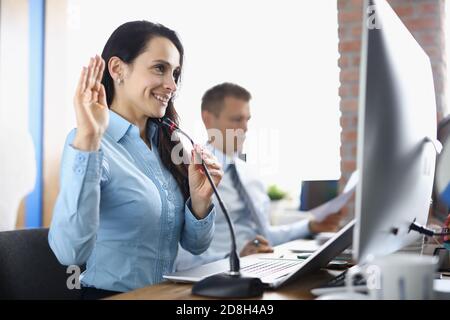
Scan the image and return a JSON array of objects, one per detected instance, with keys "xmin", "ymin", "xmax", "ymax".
[{"xmin": 0, "ymin": 0, "xmax": 448, "ymax": 230}]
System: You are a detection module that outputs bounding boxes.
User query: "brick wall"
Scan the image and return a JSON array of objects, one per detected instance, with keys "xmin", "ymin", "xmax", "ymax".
[{"xmin": 338, "ymin": 0, "xmax": 447, "ymax": 217}]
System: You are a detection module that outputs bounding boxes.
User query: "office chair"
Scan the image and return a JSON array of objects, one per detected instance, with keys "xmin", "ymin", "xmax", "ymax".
[
  {"xmin": 430, "ymin": 115, "xmax": 450, "ymax": 222},
  {"xmin": 0, "ymin": 228, "xmax": 83, "ymax": 299}
]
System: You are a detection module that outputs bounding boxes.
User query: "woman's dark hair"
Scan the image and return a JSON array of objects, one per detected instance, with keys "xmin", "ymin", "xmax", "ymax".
[{"xmin": 101, "ymin": 20, "xmax": 189, "ymax": 200}]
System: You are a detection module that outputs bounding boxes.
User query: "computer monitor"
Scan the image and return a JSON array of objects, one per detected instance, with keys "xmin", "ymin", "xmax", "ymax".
[
  {"xmin": 299, "ymin": 179, "xmax": 338, "ymax": 211},
  {"xmin": 354, "ymin": 0, "xmax": 438, "ymax": 264}
]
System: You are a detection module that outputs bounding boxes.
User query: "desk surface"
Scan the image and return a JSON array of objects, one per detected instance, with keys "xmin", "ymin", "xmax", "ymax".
[
  {"xmin": 108, "ymin": 271, "xmax": 335, "ymax": 300},
  {"xmin": 107, "ymin": 239, "xmax": 340, "ymax": 300}
]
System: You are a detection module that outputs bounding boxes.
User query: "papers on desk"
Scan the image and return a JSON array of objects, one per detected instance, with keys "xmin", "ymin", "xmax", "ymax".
[
  {"xmin": 308, "ymin": 171, "xmax": 358, "ymax": 222},
  {"xmin": 434, "ymin": 279, "xmax": 450, "ymax": 299}
]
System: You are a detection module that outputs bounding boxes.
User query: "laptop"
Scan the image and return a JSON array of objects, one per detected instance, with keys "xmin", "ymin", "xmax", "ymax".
[{"xmin": 164, "ymin": 220, "xmax": 355, "ymax": 289}]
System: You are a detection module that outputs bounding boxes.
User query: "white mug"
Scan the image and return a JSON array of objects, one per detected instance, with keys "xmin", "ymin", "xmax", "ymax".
[{"xmin": 346, "ymin": 253, "xmax": 437, "ymax": 300}]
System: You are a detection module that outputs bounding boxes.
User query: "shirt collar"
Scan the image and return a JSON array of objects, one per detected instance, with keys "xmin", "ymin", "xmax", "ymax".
[
  {"xmin": 106, "ymin": 110, "xmax": 159, "ymax": 144},
  {"xmin": 206, "ymin": 143, "xmax": 238, "ymax": 172},
  {"xmin": 107, "ymin": 110, "xmax": 135, "ymax": 142},
  {"xmin": 147, "ymin": 120, "xmax": 160, "ymax": 147}
]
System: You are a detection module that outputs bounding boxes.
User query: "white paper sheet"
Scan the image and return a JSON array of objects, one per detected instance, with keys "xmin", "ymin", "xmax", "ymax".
[{"xmin": 308, "ymin": 171, "xmax": 359, "ymax": 222}]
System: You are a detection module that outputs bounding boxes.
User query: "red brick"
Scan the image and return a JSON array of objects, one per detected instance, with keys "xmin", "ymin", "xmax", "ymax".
[
  {"xmin": 338, "ymin": 55, "xmax": 349, "ymax": 68},
  {"xmin": 352, "ymin": 55, "xmax": 361, "ymax": 67},
  {"xmin": 340, "ymin": 69, "xmax": 359, "ymax": 82},
  {"xmin": 392, "ymin": 5, "xmax": 414, "ymax": 17},
  {"xmin": 341, "ymin": 98, "xmax": 358, "ymax": 112},
  {"xmin": 342, "ymin": 130, "xmax": 358, "ymax": 142},
  {"xmin": 339, "ymin": 11, "xmax": 362, "ymax": 23},
  {"xmin": 338, "ymin": 0, "xmax": 446, "ymax": 212},
  {"xmin": 404, "ymin": 18, "xmax": 439, "ymax": 31},
  {"xmin": 352, "ymin": 145, "xmax": 357, "ymax": 157},
  {"xmin": 338, "ymin": 26, "xmax": 348, "ymax": 39},
  {"xmin": 340, "ymin": 115, "xmax": 357, "ymax": 128},
  {"xmin": 417, "ymin": 2, "xmax": 439, "ymax": 15},
  {"xmin": 349, "ymin": 0, "xmax": 363, "ymax": 9},
  {"xmin": 351, "ymin": 84, "xmax": 359, "ymax": 96},
  {"xmin": 342, "ymin": 160, "xmax": 357, "ymax": 172},
  {"xmin": 351, "ymin": 25, "xmax": 362, "ymax": 38},
  {"xmin": 339, "ymin": 85, "xmax": 350, "ymax": 97},
  {"xmin": 339, "ymin": 40, "xmax": 361, "ymax": 53},
  {"xmin": 417, "ymin": 34, "xmax": 437, "ymax": 46},
  {"xmin": 423, "ymin": 47, "xmax": 442, "ymax": 61},
  {"xmin": 338, "ymin": 0, "xmax": 348, "ymax": 11}
]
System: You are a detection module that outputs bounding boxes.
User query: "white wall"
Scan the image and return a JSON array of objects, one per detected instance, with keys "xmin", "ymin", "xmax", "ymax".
[
  {"xmin": 51, "ymin": 0, "xmax": 341, "ymax": 199},
  {"xmin": 0, "ymin": 0, "xmax": 36, "ymax": 230},
  {"xmin": 446, "ymin": 0, "xmax": 450, "ymax": 117}
]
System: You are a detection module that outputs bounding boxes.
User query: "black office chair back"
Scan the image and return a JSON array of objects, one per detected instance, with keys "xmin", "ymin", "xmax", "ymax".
[{"xmin": 0, "ymin": 228, "xmax": 83, "ymax": 299}]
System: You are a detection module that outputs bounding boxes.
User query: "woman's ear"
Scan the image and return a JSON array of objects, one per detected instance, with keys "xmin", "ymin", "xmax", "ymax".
[{"xmin": 108, "ymin": 56, "xmax": 124, "ymax": 83}]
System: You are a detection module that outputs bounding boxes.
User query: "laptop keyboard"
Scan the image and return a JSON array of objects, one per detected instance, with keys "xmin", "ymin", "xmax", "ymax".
[{"xmin": 239, "ymin": 258, "xmax": 304, "ymax": 279}]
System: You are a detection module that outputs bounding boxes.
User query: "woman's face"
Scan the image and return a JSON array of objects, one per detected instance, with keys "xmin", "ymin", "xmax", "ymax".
[{"xmin": 121, "ymin": 36, "xmax": 181, "ymax": 119}]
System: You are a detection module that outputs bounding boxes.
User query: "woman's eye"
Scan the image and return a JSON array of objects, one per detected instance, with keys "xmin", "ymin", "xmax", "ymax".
[{"xmin": 154, "ymin": 65, "xmax": 165, "ymax": 73}]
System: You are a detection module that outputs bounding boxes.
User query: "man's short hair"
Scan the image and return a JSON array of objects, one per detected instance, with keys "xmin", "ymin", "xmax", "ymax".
[{"xmin": 201, "ymin": 82, "xmax": 251, "ymax": 116}]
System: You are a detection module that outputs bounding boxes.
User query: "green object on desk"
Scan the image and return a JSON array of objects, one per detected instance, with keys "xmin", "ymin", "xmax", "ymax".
[{"xmin": 267, "ymin": 185, "xmax": 288, "ymax": 201}]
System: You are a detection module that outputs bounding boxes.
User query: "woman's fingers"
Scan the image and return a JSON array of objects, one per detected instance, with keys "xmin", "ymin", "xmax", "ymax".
[
  {"xmin": 94, "ymin": 56, "xmax": 105, "ymax": 92},
  {"xmin": 193, "ymin": 144, "xmax": 222, "ymax": 169},
  {"xmin": 202, "ymin": 157, "xmax": 222, "ymax": 170},
  {"xmin": 75, "ymin": 56, "xmax": 105, "ymax": 108},
  {"xmin": 76, "ymin": 67, "xmax": 88, "ymax": 97},
  {"xmin": 85, "ymin": 57, "xmax": 95, "ymax": 91},
  {"xmin": 98, "ymin": 84, "xmax": 107, "ymax": 108},
  {"xmin": 198, "ymin": 146, "xmax": 215, "ymax": 161},
  {"xmin": 89, "ymin": 56, "xmax": 100, "ymax": 91},
  {"xmin": 206, "ymin": 169, "xmax": 223, "ymax": 177}
]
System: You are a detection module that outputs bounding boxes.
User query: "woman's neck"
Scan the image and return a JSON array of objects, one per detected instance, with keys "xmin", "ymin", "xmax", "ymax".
[{"xmin": 110, "ymin": 103, "xmax": 150, "ymax": 148}]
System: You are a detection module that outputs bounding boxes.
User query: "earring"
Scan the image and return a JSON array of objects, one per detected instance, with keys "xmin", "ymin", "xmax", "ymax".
[{"xmin": 117, "ymin": 78, "xmax": 123, "ymax": 85}]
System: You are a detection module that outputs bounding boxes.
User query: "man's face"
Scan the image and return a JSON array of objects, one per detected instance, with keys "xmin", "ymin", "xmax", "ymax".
[{"xmin": 206, "ymin": 96, "xmax": 251, "ymax": 155}]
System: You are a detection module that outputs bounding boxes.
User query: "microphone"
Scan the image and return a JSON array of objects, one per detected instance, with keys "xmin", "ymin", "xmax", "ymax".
[{"xmin": 160, "ymin": 117, "xmax": 264, "ymax": 298}]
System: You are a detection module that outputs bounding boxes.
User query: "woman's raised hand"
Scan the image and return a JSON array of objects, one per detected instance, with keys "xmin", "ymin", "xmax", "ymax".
[{"xmin": 72, "ymin": 55, "xmax": 109, "ymax": 151}]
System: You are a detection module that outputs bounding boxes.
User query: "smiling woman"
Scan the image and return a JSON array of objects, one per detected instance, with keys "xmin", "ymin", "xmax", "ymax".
[
  {"xmin": 41, "ymin": 1, "xmax": 341, "ymax": 227},
  {"xmin": 48, "ymin": 20, "xmax": 224, "ymax": 299}
]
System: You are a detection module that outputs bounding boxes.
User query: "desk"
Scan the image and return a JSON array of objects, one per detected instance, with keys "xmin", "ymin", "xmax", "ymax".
[
  {"xmin": 107, "ymin": 239, "xmax": 342, "ymax": 300},
  {"xmin": 107, "ymin": 270, "xmax": 336, "ymax": 300}
]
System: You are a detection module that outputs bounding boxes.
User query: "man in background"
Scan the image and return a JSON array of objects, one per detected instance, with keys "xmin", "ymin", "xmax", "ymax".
[{"xmin": 175, "ymin": 83, "xmax": 344, "ymax": 271}]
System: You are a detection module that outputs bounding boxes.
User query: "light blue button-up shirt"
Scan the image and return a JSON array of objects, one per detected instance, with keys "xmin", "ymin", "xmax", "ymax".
[{"xmin": 48, "ymin": 110, "xmax": 215, "ymax": 292}]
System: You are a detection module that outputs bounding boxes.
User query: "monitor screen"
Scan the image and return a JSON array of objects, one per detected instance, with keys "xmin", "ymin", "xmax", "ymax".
[{"xmin": 353, "ymin": 0, "xmax": 438, "ymax": 264}]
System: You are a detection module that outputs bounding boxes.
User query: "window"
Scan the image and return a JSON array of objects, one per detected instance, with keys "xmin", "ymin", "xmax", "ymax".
[{"xmin": 49, "ymin": 0, "xmax": 341, "ymax": 197}]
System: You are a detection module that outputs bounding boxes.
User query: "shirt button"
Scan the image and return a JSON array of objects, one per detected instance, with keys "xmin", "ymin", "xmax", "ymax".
[
  {"xmin": 75, "ymin": 167, "xmax": 84, "ymax": 175},
  {"xmin": 167, "ymin": 194, "xmax": 174, "ymax": 201},
  {"xmin": 77, "ymin": 154, "xmax": 86, "ymax": 163},
  {"xmin": 162, "ymin": 183, "xmax": 168, "ymax": 189}
]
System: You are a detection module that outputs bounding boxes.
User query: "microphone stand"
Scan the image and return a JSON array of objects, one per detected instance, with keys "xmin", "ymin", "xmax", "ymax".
[{"xmin": 160, "ymin": 118, "xmax": 264, "ymax": 298}]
